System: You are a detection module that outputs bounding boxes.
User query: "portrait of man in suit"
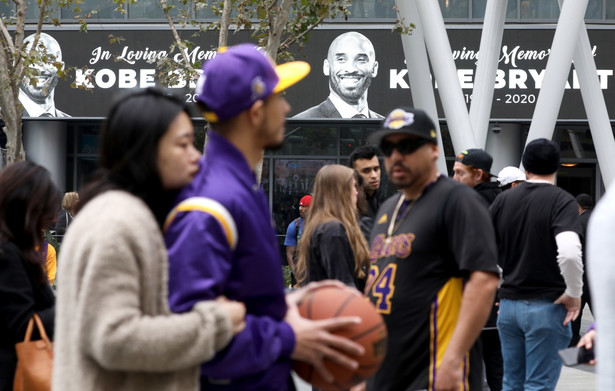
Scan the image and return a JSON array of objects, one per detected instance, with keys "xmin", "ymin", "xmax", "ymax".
[
  {"xmin": 19, "ymin": 33, "xmax": 70, "ymax": 118},
  {"xmin": 294, "ymin": 31, "xmax": 382, "ymax": 119}
]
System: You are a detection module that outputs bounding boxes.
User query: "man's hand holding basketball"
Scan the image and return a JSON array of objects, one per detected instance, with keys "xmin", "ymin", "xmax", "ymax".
[{"xmin": 285, "ymin": 282, "xmax": 364, "ymax": 383}]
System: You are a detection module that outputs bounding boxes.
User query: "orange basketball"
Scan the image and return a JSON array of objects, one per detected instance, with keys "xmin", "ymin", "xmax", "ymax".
[{"xmin": 292, "ymin": 285, "xmax": 388, "ymax": 391}]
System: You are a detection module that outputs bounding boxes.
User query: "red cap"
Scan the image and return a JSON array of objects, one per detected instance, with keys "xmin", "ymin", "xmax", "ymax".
[{"xmin": 299, "ymin": 195, "xmax": 312, "ymax": 207}]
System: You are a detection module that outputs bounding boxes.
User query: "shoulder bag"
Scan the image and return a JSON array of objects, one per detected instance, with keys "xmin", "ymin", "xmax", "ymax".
[{"xmin": 13, "ymin": 313, "xmax": 53, "ymax": 391}]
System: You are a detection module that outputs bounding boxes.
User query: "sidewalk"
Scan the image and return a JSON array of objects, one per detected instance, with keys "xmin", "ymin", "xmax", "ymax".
[
  {"xmin": 294, "ymin": 307, "xmax": 597, "ymax": 391},
  {"xmin": 556, "ymin": 306, "xmax": 595, "ymax": 391}
]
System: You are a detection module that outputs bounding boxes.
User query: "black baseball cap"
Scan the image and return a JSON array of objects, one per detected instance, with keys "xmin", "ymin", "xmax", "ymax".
[
  {"xmin": 522, "ymin": 138, "xmax": 560, "ymax": 175},
  {"xmin": 455, "ymin": 149, "xmax": 494, "ymax": 174},
  {"xmin": 368, "ymin": 107, "xmax": 438, "ymax": 146}
]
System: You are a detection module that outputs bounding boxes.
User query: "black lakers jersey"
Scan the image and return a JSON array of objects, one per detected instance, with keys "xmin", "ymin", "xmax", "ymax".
[{"xmin": 365, "ymin": 176, "xmax": 499, "ymax": 391}]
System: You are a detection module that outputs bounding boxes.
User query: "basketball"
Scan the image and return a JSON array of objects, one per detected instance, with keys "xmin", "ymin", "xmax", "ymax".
[{"xmin": 292, "ymin": 285, "xmax": 388, "ymax": 390}]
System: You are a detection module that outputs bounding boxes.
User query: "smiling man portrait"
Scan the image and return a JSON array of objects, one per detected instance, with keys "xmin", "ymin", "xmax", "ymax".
[
  {"xmin": 294, "ymin": 31, "xmax": 382, "ymax": 119},
  {"xmin": 19, "ymin": 32, "xmax": 70, "ymax": 118}
]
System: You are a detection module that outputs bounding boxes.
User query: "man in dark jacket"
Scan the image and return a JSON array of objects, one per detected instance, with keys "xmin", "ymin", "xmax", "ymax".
[
  {"xmin": 453, "ymin": 147, "xmax": 503, "ymax": 391},
  {"xmin": 453, "ymin": 148, "xmax": 502, "ymax": 205}
]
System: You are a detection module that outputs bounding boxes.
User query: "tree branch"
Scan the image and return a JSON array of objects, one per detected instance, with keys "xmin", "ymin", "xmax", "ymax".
[
  {"xmin": 279, "ymin": 15, "xmax": 326, "ymax": 53},
  {"xmin": 161, "ymin": 0, "xmax": 192, "ymax": 68},
  {"xmin": 0, "ymin": 19, "xmax": 15, "ymax": 58}
]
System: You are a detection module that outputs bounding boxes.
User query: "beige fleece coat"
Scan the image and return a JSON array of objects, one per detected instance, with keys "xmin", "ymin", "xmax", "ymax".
[{"xmin": 52, "ymin": 191, "xmax": 233, "ymax": 391}]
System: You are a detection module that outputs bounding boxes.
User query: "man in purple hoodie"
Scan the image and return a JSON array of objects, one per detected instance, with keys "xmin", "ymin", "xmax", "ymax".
[{"xmin": 164, "ymin": 44, "xmax": 364, "ymax": 391}]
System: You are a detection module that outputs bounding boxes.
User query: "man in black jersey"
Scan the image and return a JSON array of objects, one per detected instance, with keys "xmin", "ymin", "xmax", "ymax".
[
  {"xmin": 364, "ymin": 107, "xmax": 500, "ymax": 391},
  {"xmin": 490, "ymin": 138, "xmax": 583, "ymax": 391}
]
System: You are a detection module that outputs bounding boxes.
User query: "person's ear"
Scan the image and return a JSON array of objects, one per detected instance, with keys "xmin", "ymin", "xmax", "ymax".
[
  {"xmin": 429, "ymin": 143, "xmax": 439, "ymax": 161},
  {"xmin": 323, "ymin": 59, "xmax": 330, "ymax": 76},
  {"xmin": 475, "ymin": 169, "xmax": 485, "ymax": 181},
  {"xmin": 247, "ymin": 99, "xmax": 266, "ymax": 126},
  {"xmin": 371, "ymin": 60, "xmax": 379, "ymax": 78}
]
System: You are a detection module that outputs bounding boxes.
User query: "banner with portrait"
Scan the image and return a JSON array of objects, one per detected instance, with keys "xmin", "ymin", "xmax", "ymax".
[{"xmin": 40, "ymin": 27, "xmax": 615, "ymax": 121}]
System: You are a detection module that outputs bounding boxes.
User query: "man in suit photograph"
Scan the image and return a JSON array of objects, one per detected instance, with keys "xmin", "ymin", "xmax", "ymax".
[
  {"xmin": 19, "ymin": 33, "xmax": 70, "ymax": 118},
  {"xmin": 294, "ymin": 31, "xmax": 382, "ymax": 119}
]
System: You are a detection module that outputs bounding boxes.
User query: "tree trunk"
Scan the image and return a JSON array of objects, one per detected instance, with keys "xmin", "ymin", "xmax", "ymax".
[
  {"xmin": 218, "ymin": 0, "xmax": 232, "ymax": 48},
  {"xmin": 3, "ymin": 114, "xmax": 25, "ymax": 164},
  {"xmin": 265, "ymin": 0, "xmax": 292, "ymax": 59}
]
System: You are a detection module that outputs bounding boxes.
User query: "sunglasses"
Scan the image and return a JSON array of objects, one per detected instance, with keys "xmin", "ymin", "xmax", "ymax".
[{"xmin": 380, "ymin": 138, "xmax": 430, "ymax": 157}]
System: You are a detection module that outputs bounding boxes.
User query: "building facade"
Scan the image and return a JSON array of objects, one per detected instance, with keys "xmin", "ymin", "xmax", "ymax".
[{"xmin": 1, "ymin": 0, "xmax": 612, "ymax": 238}]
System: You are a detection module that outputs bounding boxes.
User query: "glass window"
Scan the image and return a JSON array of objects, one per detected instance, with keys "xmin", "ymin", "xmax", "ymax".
[
  {"xmin": 26, "ymin": 0, "xmax": 60, "ymax": 20},
  {"xmin": 78, "ymin": 125, "xmax": 100, "ymax": 155},
  {"xmin": 520, "ymin": 0, "xmax": 559, "ymax": 19},
  {"xmin": 472, "ymin": 0, "xmax": 518, "ymax": 19},
  {"xmin": 340, "ymin": 124, "xmax": 380, "ymax": 156},
  {"xmin": 195, "ymin": 3, "xmax": 222, "ymax": 19},
  {"xmin": 554, "ymin": 128, "xmax": 596, "ymax": 159},
  {"xmin": 272, "ymin": 125, "xmax": 338, "ymax": 156},
  {"xmin": 585, "ymin": 0, "xmax": 603, "ymax": 19},
  {"xmin": 439, "ymin": 0, "xmax": 469, "ymax": 19},
  {"xmin": 62, "ymin": 0, "xmax": 125, "ymax": 20},
  {"xmin": 0, "ymin": 2, "xmax": 13, "ymax": 19},
  {"xmin": 262, "ymin": 158, "xmax": 270, "ymax": 202},
  {"xmin": 271, "ymin": 159, "xmax": 335, "ymax": 234},
  {"xmin": 194, "ymin": 123, "xmax": 207, "ymax": 153},
  {"xmin": 608, "ymin": 0, "xmax": 615, "ymax": 18},
  {"xmin": 128, "ymin": 0, "xmax": 183, "ymax": 20},
  {"xmin": 374, "ymin": 0, "xmax": 397, "ymax": 18},
  {"xmin": 76, "ymin": 156, "xmax": 98, "ymax": 189}
]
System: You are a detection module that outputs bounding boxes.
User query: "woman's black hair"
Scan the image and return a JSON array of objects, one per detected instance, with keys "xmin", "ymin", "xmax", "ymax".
[
  {"xmin": 78, "ymin": 88, "xmax": 191, "ymax": 226},
  {"xmin": 0, "ymin": 161, "xmax": 61, "ymax": 281}
]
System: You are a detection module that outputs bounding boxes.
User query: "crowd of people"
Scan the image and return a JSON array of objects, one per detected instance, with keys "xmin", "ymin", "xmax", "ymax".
[{"xmin": 0, "ymin": 42, "xmax": 608, "ymax": 391}]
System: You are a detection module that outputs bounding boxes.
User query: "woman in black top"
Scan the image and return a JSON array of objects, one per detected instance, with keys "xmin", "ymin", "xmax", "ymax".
[
  {"xmin": 0, "ymin": 161, "xmax": 59, "ymax": 391},
  {"xmin": 295, "ymin": 165, "xmax": 370, "ymax": 291}
]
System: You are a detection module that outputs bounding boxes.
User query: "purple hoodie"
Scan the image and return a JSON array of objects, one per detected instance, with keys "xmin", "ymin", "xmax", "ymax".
[{"xmin": 165, "ymin": 131, "xmax": 295, "ymax": 390}]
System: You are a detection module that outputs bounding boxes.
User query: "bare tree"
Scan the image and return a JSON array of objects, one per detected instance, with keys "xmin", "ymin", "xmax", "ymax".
[
  {"xmin": 0, "ymin": 0, "xmax": 73, "ymax": 165},
  {"xmin": 156, "ymin": 0, "xmax": 351, "ymax": 90},
  {"xmin": 155, "ymin": 0, "xmax": 351, "ymax": 181}
]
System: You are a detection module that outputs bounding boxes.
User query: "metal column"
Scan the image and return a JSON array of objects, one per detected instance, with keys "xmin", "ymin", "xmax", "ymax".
[
  {"xmin": 415, "ymin": 0, "xmax": 477, "ymax": 152},
  {"xmin": 396, "ymin": 0, "xmax": 448, "ymax": 175},
  {"xmin": 557, "ymin": 0, "xmax": 615, "ymax": 187},
  {"xmin": 524, "ymin": 0, "xmax": 589, "ymax": 146},
  {"xmin": 469, "ymin": 0, "xmax": 508, "ymax": 149}
]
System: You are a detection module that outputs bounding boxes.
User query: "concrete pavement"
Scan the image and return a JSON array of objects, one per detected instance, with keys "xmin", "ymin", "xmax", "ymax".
[{"xmin": 293, "ymin": 306, "xmax": 597, "ymax": 391}]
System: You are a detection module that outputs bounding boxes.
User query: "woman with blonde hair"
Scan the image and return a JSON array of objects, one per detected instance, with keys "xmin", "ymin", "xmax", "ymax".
[
  {"xmin": 55, "ymin": 191, "xmax": 79, "ymax": 241},
  {"xmin": 296, "ymin": 165, "xmax": 370, "ymax": 291}
]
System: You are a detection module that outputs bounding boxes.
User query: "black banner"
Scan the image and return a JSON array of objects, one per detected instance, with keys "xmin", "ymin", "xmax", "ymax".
[{"xmin": 44, "ymin": 27, "xmax": 615, "ymax": 120}]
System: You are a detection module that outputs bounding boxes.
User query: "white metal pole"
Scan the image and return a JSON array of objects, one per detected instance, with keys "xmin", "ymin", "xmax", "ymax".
[
  {"xmin": 415, "ymin": 0, "xmax": 478, "ymax": 152},
  {"xmin": 469, "ymin": 0, "xmax": 507, "ymax": 149},
  {"xmin": 396, "ymin": 0, "xmax": 448, "ymax": 175},
  {"xmin": 524, "ymin": 0, "xmax": 589, "ymax": 147},
  {"xmin": 557, "ymin": 0, "xmax": 615, "ymax": 188}
]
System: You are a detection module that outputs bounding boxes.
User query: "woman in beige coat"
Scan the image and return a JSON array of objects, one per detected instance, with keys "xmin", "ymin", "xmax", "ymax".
[{"xmin": 53, "ymin": 88, "xmax": 245, "ymax": 391}]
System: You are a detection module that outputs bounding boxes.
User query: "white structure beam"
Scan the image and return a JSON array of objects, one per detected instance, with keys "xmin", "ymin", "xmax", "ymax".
[
  {"xmin": 415, "ymin": 0, "xmax": 477, "ymax": 152},
  {"xmin": 469, "ymin": 0, "xmax": 508, "ymax": 149},
  {"xmin": 524, "ymin": 0, "xmax": 589, "ymax": 146},
  {"xmin": 557, "ymin": 0, "xmax": 615, "ymax": 188},
  {"xmin": 396, "ymin": 0, "xmax": 448, "ymax": 175}
]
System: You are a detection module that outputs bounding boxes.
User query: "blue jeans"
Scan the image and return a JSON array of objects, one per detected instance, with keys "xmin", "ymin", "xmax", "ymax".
[{"xmin": 497, "ymin": 298, "xmax": 571, "ymax": 391}]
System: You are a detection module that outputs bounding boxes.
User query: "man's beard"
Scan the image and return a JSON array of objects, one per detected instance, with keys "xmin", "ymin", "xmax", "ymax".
[
  {"xmin": 331, "ymin": 74, "xmax": 372, "ymax": 103},
  {"xmin": 20, "ymin": 76, "xmax": 58, "ymax": 103}
]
